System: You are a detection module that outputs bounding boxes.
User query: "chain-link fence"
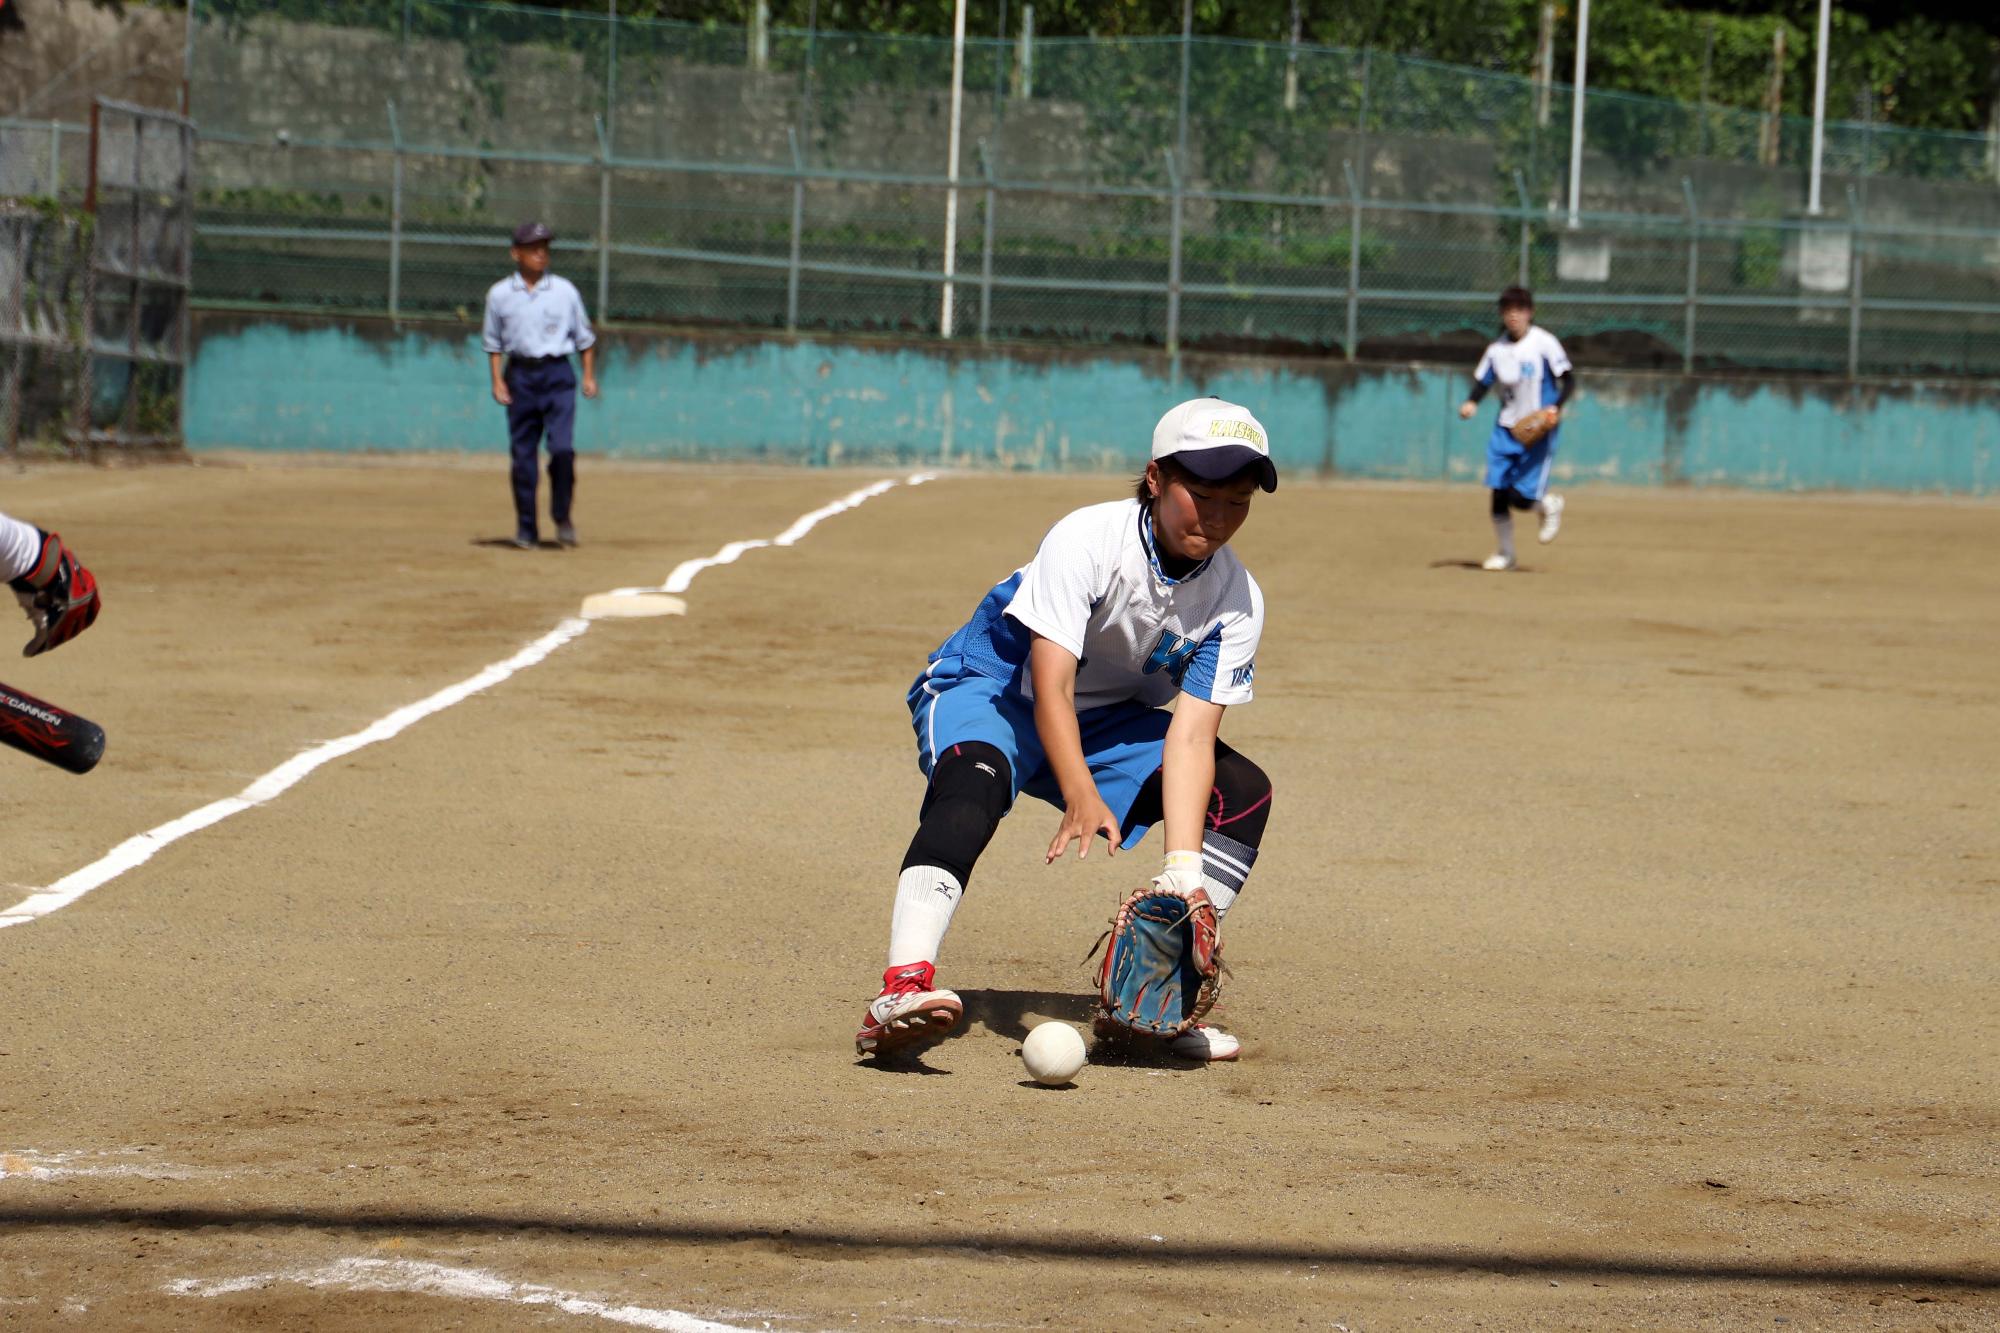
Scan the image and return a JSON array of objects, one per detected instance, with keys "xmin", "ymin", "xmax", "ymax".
[
  {"xmin": 0, "ymin": 101, "xmax": 192, "ymax": 454},
  {"xmin": 168, "ymin": 2, "xmax": 2000, "ymax": 379}
]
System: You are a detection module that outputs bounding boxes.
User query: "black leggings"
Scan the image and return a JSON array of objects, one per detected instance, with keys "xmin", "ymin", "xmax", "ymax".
[
  {"xmin": 900, "ymin": 738, "xmax": 1273, "ymax": 888},
  {"xmin": 1491, "ymin": 487, "xmax": 1537, "ymax": 516}
]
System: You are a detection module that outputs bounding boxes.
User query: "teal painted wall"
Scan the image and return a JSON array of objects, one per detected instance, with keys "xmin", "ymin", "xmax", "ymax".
[{"xmin": 188, "ymin": 315, "xmax": 1996, "ymax": 495}]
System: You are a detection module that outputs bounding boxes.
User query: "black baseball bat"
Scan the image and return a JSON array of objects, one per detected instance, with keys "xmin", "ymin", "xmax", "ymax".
[{"xmin": 0, "ymin": 679, "xmax": 105, "ymax": 774}]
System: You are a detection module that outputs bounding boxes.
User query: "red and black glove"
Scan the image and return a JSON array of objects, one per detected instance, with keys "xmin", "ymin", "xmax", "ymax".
[{"xmin": 11, "ymin": 529, "xmax": 101, "ymax": 657}]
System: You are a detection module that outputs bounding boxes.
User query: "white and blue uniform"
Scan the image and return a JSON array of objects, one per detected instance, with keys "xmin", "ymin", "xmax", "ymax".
[
  {"xmin": 1474, "ymin": 325, "xmax": 1571, "ymax": 499},
  {"xmin": 0, "ymin": 512, "xmax": 41, "ymax": 581},
  {"xmin": 908, "ymin": 498, "xmax": 1262, "ymax": 849}
]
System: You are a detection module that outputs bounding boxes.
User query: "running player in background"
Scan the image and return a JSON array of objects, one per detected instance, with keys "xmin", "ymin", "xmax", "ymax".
[
  {"xmin": 1458, "ymin": 286, "xmax": 1573, "ymax": 572},
  {"xmin": 1, "ymin": 512, "xmax": 100, "ymax": 655},
  {"xmin": 856, "ymin": 397, "xmax": 1279, "ymax": 1065}
]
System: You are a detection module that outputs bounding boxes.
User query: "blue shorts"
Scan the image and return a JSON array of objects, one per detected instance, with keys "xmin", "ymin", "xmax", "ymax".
[
  {"xmin": 907, "ymin": 656, "xmax": 1169, "ymax": 851},
  {"xmin": 1485, "ymin": 421, "xmax": 1559, "ymax": 499}
]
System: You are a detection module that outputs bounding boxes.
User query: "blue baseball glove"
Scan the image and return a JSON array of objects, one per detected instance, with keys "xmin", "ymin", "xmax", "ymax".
[{"xmin": 1094, "ymin": 882, "xmax": 1223, "ymax": 1040}]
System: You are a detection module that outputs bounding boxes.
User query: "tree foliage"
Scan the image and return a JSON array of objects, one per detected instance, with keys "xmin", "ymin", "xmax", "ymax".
[{"xmin": 179, "ymin": 0, "xmax": 2000, "ymax": 131}]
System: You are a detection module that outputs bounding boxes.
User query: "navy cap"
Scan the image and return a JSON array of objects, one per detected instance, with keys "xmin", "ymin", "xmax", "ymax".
[{"xmin": 511, "ymin": 220, "xmax": 555, "ymax": 246}]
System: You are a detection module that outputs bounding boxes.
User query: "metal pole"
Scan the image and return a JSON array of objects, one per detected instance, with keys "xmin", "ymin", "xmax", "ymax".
[
  {"xmin": 1681, "ymin": 177, "xmax": 1698, "ymax": 375},
  {"xmin": 1846, "ymin": 183, "xmax": 1863, "ymax": 378},
  {"xmin": 1566, "ymin": 0, "xmax": 1590, "ymax": 229},
  {"xmin": 1808, "ymin": 0, "xmax": 1831, "ymax": 214},
  {"xmin": 606, "ymin": 0, "xmax": 618, "ymax": 139},
  {"xmin": 1534, "ymin": 2, "xmax": 1554, "ymax": 129},
  {"xmin": 1697, "ymin": 20, "xmax": 1714, "ymax": 157},
  {"xmin": 802, "ymin": 0, "xmax": 819, "ymax": 134},
  {"xmin": 994, "ymin": 0, "xmax": 1008, "ymax": 125},
  {"xmin": 977, "ymin": 138, "xmax": 996, "ymax": 343},
  {"xmin": 1176, "ymin": 0, "xmax": 1192, "ymax": 179},
  {"xmin": 940, "ymin": 0, "xmax": 967, "ymax": 337},
  {"xmin": 77, "ymin": 99, "xmax": 99, "ymax": 456},
  {"xmin": 749, "ymin": 0, "xmax": 769, "ymax": 71},
  {"xmin": 182, "ymin": 0, "xmax": 195, "ymax": 116},
  {"xmin": 122, "ymin": 114, "xmax": 141, "ymax": 444},
  {"xmin": 50, "ymin": 121, "xmax": 62, "ymax": 197},
  {"xmin": 599, "ymin": 0, "xmax": 617, "ymax": 324},
  {"xmin": 1355, "ymin": 48, "xmax": 1371, "ymax": 181},
  {"xmin": 786, "ymin": 126, "xmax": 804, "ymax": 333},
  {"xmin": 1513, "ymin": 168, "xmax": 1531, "ymax": 285},
  {"xmin": 1343, "ymin": 158, "xmax": 1360, "ymax": 361},
  {"xmin": 387, "ymin": 100, "xmax": 402, "ymax": 322},
  {"xmin": 1165, "ymin": 147, "xmax": 1183, "ymax": 355},
  {"xmin": 1283, "ymin": 0, "xmax": 1300, "ymax": 114},
  {"xmin": 596, "ymin": 115, "xmax": 613, "ymax": 323},
  {"xmin": 1016, "ymin": 5, "xmax": 1034, "ymax": 98},
  {"xmin": 178, "ymin": 115, "xmax": 193, "ymax": 443}
]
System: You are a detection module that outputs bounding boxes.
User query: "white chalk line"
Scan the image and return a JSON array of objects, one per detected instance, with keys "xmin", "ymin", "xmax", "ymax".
[
  {"xmin": 0, "ymin": 1147, "xmax": 210, "ymax": 1183},
  {"xmin": 602, "ymin": 473, "xmax": 934, "ymax": 600},
  {"xmin": 166, "ymin": 1258, "xmax": 768, "ymax": 1332},
  {"xmin": 0, "ymin": 474, "xmax": 933, "ymax": 931}
]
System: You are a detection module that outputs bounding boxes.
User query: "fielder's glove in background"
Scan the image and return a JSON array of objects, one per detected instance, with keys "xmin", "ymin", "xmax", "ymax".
[
  {"xmin": 1507, "ymin": 407, "xmax": 1560, "ymax": 447},
  {"xmin": 1094, "ymin": 883, "xmax": 1223, "ymax": 1040}
]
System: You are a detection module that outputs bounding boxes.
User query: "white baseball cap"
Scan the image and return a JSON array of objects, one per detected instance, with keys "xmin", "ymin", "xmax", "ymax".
[{"xmin": 1150, "ymin": 397, "xmax": 1278, "ymax": 493}]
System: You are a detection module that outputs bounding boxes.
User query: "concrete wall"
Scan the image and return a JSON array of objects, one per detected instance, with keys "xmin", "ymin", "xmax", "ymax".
[{"xmin": 187, "ymin": 312, "xmax": 1996, "ymax": 495}]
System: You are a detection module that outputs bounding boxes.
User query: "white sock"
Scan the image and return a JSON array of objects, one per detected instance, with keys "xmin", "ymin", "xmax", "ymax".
[
  {"xmin": 1492, "ymin": 513, "xmax": 1516, "ymax": 560},
  {"xmin": 1200, "ymin": 828, "xmax": 1257, "ymax": 921},
  {"xmin": 886, "ymin": 865, "xmax": 963, "ymax": 969}
]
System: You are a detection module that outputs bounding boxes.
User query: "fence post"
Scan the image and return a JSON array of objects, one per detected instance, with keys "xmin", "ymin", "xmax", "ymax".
[
  {"xmin": 1164, "ymin": 147, "xmax": 1183, "ymax": 355},
  {"xmin": 1343, "ymin": 158, "xmax": 1360, "ymax": 362},
  {"xmin": 594, "ymin": 115, "xmax": 613, "ymax": 324},
  {"xmin": 786, "ymin": 126, "xmax": 805, "ymax": 333},
  {"xmin": 50, "ymin": 120, "xmax": 63, "ymax": 197},
  {"xmin": 386, "ymin": 100, "xmax": 402, "ymax": 323},
  {"xmin": 977, "ymin": 137, "xmax": 996, "ymax": 343},
  {"xmin": 1846, "ymin": 183, "xmax": 1863, "ymax": 379},
  {"xmin": 1681, "ymin": 177, "xmax": 1698, "ymax": 375},
  {"xmin": 1513, "ymin": 168, "xmax": 1531, "ymax": 285}
]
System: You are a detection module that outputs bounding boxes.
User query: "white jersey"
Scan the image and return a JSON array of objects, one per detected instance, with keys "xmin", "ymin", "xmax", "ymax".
[
  {"xmin": 932, "ymin": 498, "xmax": 1263, "ymax": 712},
  {"xmin": 1475, "ymin": 325, "xmax": 1572, "ymax": 428},
  {"xmin": 0, "ymin": 510, "xmax": 41, "ymax": 581}
]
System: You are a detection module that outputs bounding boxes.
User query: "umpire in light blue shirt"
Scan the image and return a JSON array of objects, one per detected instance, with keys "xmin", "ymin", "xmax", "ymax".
[{"xmin": 483, "ymin": 220, "xmax": 598, "ymax": 549}]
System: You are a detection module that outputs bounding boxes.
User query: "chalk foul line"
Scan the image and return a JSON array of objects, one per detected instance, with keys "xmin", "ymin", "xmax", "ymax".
[
  {"xmin": 0, "ymin": 473, "xmax": 933, "ymax": 931},
  {"xmin": 166, "ymin": 1257, "xmax": 759, "ymax": 1332}
]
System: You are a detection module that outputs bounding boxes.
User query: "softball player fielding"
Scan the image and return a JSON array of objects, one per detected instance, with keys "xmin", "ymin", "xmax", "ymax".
[
  {"xmin": 856, "ymin": 397, "xmax": 1280, "ymax": 1065},
  {"xmin": 1458, "ymin": 286, "xmax": 1574, "ymax": 571}
]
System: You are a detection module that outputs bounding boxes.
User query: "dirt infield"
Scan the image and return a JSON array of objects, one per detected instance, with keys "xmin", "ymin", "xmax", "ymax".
[{"xmin": 1, "ymin": 454, "xmax": 1995, "ymax": 1330}]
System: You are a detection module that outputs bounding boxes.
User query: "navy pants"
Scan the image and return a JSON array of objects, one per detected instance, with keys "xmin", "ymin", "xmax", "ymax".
[{"xmin": 505, "ymin": 356, "xmax": 577, "ymax": 531}]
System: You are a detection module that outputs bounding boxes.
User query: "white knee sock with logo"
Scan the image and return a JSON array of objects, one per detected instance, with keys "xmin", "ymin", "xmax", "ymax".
[{"xmin": 886, "ymin": 865, "xmax": 963, "ymax": 969}]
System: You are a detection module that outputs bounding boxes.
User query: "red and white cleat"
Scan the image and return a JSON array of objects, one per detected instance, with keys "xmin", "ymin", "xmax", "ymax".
[{"xmin": 855, "ymin": 961, "xmax": 962, "ymax": 1058}]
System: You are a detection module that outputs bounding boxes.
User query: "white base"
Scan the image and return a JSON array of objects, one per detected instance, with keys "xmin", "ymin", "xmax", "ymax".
[{"xmin": 580, "ymin": 592, "xmax": 687, "ymax": 620}]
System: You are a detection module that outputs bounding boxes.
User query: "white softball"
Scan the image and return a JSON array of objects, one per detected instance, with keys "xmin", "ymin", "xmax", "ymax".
[{"xmin": 1021, "ymin": 1021, "xmax": 1088, "ymax": 1086}]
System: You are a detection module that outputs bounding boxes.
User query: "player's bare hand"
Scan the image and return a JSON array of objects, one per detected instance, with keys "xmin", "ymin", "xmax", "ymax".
[
  {"xmin": 1047, "ymin": 794, "xmax": 1120, "ymax": 863},
  {"xmin": 1457, "ymin": 401, "xmax": 1477, "ymax": 420},
  {"xmin": 492, "ymin": 382, "xmax": 512, "ymax": 407},
  {"xmin": 581, "ymin": 375, "xmax": 599, "ymax": 400}
]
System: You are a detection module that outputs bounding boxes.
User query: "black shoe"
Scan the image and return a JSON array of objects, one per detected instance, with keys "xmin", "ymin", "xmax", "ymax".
[{"xmin": 556, "ymin": 522, "xmax": 578, "ymax": 548}]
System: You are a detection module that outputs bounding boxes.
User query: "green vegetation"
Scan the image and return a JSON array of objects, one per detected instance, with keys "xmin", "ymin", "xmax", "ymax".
[{"xmin": 178, "ymin": 0, "xmax": 2000, "ymax": 133}]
